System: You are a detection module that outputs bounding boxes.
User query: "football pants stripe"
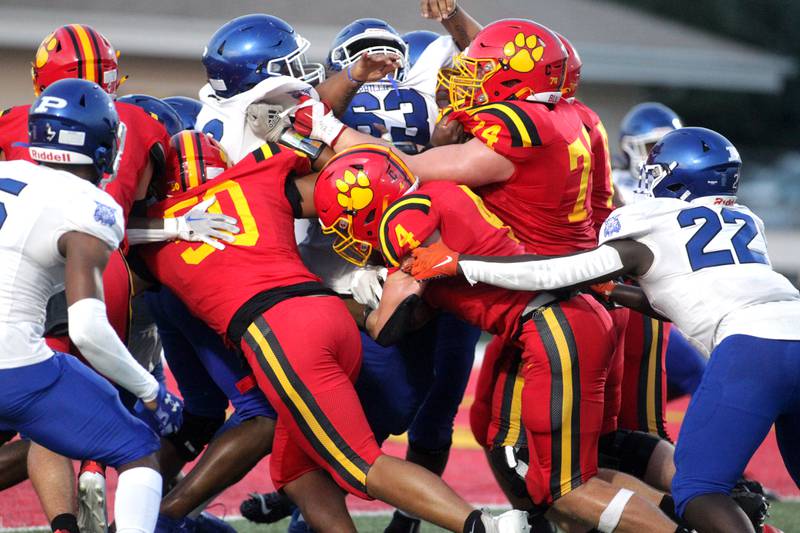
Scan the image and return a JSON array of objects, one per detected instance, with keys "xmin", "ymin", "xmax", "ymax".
[
  {"xmin": 378, "ymin": 195, "xmax": 432, "ymax": 267},
  {"xmin": 493, "ymin": 350, "xmax": 525, "ymax": 448},
  {"xmin": 534, "ymin": 305, "xmax": 581, "ymax": 500},
  {"xmin": 243, "ymin": 317, "xmax": 371, "ymax": 494}
]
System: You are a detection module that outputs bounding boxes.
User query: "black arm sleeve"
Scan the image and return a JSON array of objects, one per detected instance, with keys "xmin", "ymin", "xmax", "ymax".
[{"xmin": 374, "ymin": 294, "xmax": 422, "ymax": 347}]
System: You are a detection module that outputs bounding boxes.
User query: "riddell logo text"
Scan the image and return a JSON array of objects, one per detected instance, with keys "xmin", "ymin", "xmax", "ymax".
[
  {"xmin": 713, "ymin": 197, "xmax": 736, "ymax": 206},
  {"xmin": 29, "ymin": 148, "xmax": 72, "ymax": 163}
]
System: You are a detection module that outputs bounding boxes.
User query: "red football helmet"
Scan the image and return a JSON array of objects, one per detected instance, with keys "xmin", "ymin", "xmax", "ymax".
[
  {"xmin": 32, "ymin": 24, "xmax": 122, "ymax": 96},
  {"xmin": 557, "ymin": 33, "xmax": 582, "ymax": 101},
  {"xmin": 314, "ymin": 144, "xmax": 418, "ymax": 266},
  {"xmin": 449, "ymin": 19, "xmax": 567, "ymax": 111},
  {"xmin": 160, "ymin": 130, "xmax": 230, "ymax": 199}
]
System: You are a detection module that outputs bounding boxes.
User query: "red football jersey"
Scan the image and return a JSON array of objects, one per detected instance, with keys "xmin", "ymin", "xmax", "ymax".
[
  {"xmin": 450, "ymin": 99, "xmax": 597, "ymax": 255},
  {"xmin": 102, "ymin": 102, "xmax": 171, "ymax": 219},
  {"xmin": 378, "ymin": 181, "xmax": 534, "ymax": 340},
  {"xmin": 0, "ymin": 106, "xmax": 33, "ymax": 163},
  {"xmin": 140, "ymin": 143, "xmax": 319, "ymax": 338},
  {"xmin": 572, "ymin": 99, "xmax": 614, "ymax": 236},
  {"xmin": 0, "ymin": 102, "xmax": 168, "ymax": 220}
]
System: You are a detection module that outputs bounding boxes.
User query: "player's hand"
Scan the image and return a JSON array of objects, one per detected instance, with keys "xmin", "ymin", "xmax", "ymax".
[
  {"xmin": 292, "ymin": 96, "xmax": 346, "ymax": 146},
  {"xmin": 176, "ymin": 195, "xmax": 240, "ymax": 250},
  {"xmin": 135, "ymin": 383, "xmax": 184, "ymax": 436},
  {"xmin": 410, "ymin": 241, "xmax": 460, "ymax": 281},
  {"xmin": 589, "ymin": 281, "xmax": 618, "ymax": 301},
  {"xmin": 430, "ymin": 115, "xmax": 465, "ymax": 147},
  {"xmin": 421, "ymin": 0, "xmax": 456, "ymax": 21},
  {"xmin": 351, "ymin": 53, "xmax": 403, "ymax": 83},
  {"xmin": 349, "ymin": 266, "xmax": 388, "ymax": 309}
]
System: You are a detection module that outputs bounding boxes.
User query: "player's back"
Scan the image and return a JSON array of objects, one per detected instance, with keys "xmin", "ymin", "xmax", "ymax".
[
  {"xmin": 0, "ymin": 106, "xmax": 33, "ymax": 162},
  {"xmin": 600, "ymin": 197, "xmax": 800, "ymax": 354},
  {"xmin": 0, "ymin": 160, "xmax": 123, "ymax": 368},
  {"xmin": 142, "ymin": 144, "xmax": 320, "ymax": 339},
  {"xmin": 380, "ymin": 180, "xmax": 534, "ymax": 340},
  {"xmin": 452, "ymin": 99, "xmax": 598, "ymax": 254}
]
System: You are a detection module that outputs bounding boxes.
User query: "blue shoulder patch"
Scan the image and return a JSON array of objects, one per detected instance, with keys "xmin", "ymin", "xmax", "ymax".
[
  {"xmin": 602, "ymin": 213, "xmax": 622, "ymax": 238},
  {"xmin": 93, "ymin": 201, "xmax": 117, "ymax": 227}
]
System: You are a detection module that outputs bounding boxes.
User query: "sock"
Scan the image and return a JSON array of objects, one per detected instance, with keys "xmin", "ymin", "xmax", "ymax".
[
  {"xmin": 463, "ymin": 510, "xmax": 486, "ymax": 533},
  {"xmin": 115, "ymin": 467, "xmax": 162, "ymax": 533},
  {"xmin": 51, "ymin": 513, "xmax": 79, "ymax": 533}
]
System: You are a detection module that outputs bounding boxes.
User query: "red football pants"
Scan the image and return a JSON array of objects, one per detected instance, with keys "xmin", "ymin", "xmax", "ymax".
[
  {"xmin": 238, "ymin": 296, "xmax": 381, "ymax": 499},
  {"xmin": 619, "ymin": 311, "xmax": 670, "ymax": 439}
]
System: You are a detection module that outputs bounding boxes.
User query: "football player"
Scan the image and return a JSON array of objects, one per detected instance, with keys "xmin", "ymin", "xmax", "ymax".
[
  {"xmin": 0, "ymin": 78, "xmax": 182, "ymax": 533},
  {"xmin": 163, "ymin": 96, "xmax": 203, "ymax": 131},
  {"xmin": 409, "ymin": 127, "xmax": 799, "ymax": 533},
  {"xmin": 314, "ymin": 144, "xmax": 685, "ymax": 533},
  {"xmin": 196, "ymin": 14, "xmax": 400, "ymax": 164},
  {"xmin": 139, "ymin": 136, "xmax": 526, "ymax": 533}
]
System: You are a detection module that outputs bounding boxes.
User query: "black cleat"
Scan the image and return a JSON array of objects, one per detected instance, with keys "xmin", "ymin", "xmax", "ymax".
[
  {"xmin": 732, "ymin": 484, "xmax": 770, "ymax": 533},
  {"xmin": 384, "ymin": 510, "xmax": 421, "ymax": 533},
  {"xmin": 239, "ymin": 491, "xmax": 296, "ymax": 524}
]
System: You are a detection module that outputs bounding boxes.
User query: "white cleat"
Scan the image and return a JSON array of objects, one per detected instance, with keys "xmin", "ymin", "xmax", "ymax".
[
  {"xmin": 481, "ymin": 509, "xmax": 531, "ymax": 533},
  {"xmin": 77, "ymin": 461, "xmax": 108, "ymax": 533}
]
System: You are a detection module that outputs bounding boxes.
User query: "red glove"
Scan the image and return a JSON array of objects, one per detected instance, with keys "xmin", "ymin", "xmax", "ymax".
[
  {"xmin": 410, "ymin": 241, "xmax": 460, "ymax": 281},
  {"xmin": 590, "ymin": 281, "xmax": 618, "ymax": 301},
  {"xmin": 292, "ymin": 96, "xmax": 345, "ymax": 146}
]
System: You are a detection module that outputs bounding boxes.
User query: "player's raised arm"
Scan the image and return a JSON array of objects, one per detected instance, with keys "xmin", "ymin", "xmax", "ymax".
[
  {"xmin": 315, "ymin": 53, "xmax": 402, "ymax": 116},
  {"xmin": 410, "ymin": 238, "xmax": 653, "ymax": 290},
  {"xmin": 421, "ymin": 0, "xmax": 482, "ymax": 50}
]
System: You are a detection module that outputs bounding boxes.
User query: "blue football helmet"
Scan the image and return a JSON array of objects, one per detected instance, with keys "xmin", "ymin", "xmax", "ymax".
[
  {"xmin": 639, "ymin": 127, "xmax": 741, "ymax": 202},
  {"xmin": 620, "ymin": 102, "xmax": 683, "ymax": 175},
  {"xmin": 28, "ymin": 78, "xmax": 122, "ymax": 182},
  {"xmin": 163, "ymin": 96, "xmax": 202, "ymax": 130},
  {"xmin": 328, "ymin": 18, "xmax": 408, "ymax": 80},
  {"xmin": 202, "ymin": 14, "xmax": 324, "ymax": 98},
  {"xmin": 117, "ymin": 94, "xmax": 183, "ymax": 136},
  {"xmin": 402, "ymin": 30, "xmax": 439, "ymax": 69}
]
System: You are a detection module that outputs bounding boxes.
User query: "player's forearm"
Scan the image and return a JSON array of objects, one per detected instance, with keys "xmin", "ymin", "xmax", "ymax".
[
  {"xmin": 332, "ymin": 126, "xmax": 394, "ymax": 152},
  {"xmin": 68, "ymin": 298, "xmax": 159, "ymax": 402},
  {"xmin": 316, "ymin": 70, "xmax": 363, "ymax": 117},
  {"xmin": 458, "ymin": 246, "xmax": 627, "ymax": 291},
  {"xmin": 441, "ymin": 5, "xmax": 482, "ymax": 50},
  {"xmin": 606, "ymin": 284, "xmax": 670, "ymax": 322}
]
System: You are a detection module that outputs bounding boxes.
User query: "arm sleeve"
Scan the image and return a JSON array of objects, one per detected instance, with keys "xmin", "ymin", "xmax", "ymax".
[
  {"xmin": 449, "ymin": 102, "xmax": 541, "ymax": 163},
  {"xmin": 68, "ymin": 298, "xmax": 159, "ymax": 402},
  {"xmin": 459, "ymin": 245, "xmax": 625, "ymax": 291}
]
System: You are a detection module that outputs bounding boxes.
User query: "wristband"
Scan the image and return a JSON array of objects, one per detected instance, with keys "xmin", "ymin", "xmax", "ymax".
[
  {"xmin": 347, "ymin": 65, "xmax": 365, "ymax": 84},
  {"xmin": 441, "ymin": 4, "xmax": 459, "ymax": 20}
]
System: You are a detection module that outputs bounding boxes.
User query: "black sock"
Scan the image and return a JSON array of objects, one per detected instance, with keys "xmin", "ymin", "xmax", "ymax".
[
  {"xmin": 51, "ymin": 513, "xmax": 79, "ymax": 533},
  {"xmin": 463, "ymin": 510, "xmax": 486, "ymax": 533}
]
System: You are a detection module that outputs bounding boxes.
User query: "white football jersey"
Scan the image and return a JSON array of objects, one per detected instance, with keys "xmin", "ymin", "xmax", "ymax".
[
  {"xmin": 341, "ymin": 36, "xmax": 457, "ymax": 154},
  {"xmin": 0, "ymin": 161, "xmax": 123, "ymax": 368},
  {"xmin": 197, "ymin": 76, "xmax": 317, "ymax": 163},
  {"xmin": 599, "ymin": 196, "xmax": 800, "ymax": 355}
]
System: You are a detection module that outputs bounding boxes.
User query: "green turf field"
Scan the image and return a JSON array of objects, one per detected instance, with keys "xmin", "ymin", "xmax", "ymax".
[{"xmin": 225, "ymin": 501, "xmax": 800, "ymax": 533}]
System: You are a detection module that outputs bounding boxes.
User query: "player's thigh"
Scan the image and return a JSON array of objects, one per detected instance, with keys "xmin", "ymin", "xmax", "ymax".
[
  {"xmin": 12, "ymin": 354, "xmax": 158, "ymax": 467},
  {"xmin": 672, "ymin": 335, "xmax": 789, "ymax": 515},
  {"xmin": 470, "ymin": 335, "xmax": 508, "ymax": 448},
  {"xmin": 487, "ymin": 349, "xmax": 527, "ymax": 450}
]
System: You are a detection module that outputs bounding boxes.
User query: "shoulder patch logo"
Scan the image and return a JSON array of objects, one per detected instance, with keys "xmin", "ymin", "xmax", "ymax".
[
  {"xmin": 93, "ymin": 201, "xmax": 116, "ymax": 227},
  {"xmin": 603, "ymin": 214, "xmax": 621, "ymax": 238}
]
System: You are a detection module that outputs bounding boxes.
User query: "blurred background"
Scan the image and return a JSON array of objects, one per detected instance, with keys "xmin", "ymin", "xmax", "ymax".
[{"xmin": 0, "ymin": 0, "xmax": 796, "ymax": 281}]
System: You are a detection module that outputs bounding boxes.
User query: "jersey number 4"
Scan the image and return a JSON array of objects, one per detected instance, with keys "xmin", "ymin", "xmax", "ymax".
[
  {"xmin": 0, "ymin": 178, "xmax": 27, "ymax": 230},
  {"xmin": 678, "ymin": 206, "xmax": 768, "ymax": 271}
]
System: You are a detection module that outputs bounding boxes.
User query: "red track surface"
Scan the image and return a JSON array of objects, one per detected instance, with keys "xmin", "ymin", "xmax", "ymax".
[{"xmin": 0, "ymin": 370, "xmax": 795, "ymax": 528}]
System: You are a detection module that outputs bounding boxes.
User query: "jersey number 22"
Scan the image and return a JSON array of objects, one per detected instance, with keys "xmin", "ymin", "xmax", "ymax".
[{"xmin": 678, "ymin": 206, "xmax": 768, "ymax": 271}]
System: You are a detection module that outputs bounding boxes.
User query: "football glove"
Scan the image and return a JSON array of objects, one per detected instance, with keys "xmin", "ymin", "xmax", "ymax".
[
  {"xmin": 292, "ymin": 96, "xmax": 345, "ymax": 147},
  {"xmin": 589, "ymin": 281, "xmax": 619, "ymax": 301},
  {"xmin": 171, "ymin": 195, "xmax": 240, "ymax": 250},
  {"xmin": 410, "ymin": 241, "xmax": 460, "ymax": 281},
  {"xmin": 349, "ymin": 266, "xmax": 387, "ymax": 309},
  {"xmin": 134, "ymin": 383, "xmax": 184, "ymax": 436}
]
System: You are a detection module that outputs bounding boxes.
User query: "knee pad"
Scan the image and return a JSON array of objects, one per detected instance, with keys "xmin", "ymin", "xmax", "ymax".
[
  {"xmin": 165, "ymin": 411, "xmax": 226, "ymax": 462},
  {"xmin": 598, "ymin": 429, "xmax": 661, "ymax": 480},
  {"xmin": 488, "ymin": 445, "xmax": 531, "ymax": 501}
]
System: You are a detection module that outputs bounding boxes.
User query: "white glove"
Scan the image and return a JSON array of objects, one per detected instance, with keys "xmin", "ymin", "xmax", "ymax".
[
  {"xmin": 170, "ymin": 196, "xmax": 240, "ymax": 250},
  {"xmin": 349, "ymin": 266, "xmax": 387, "ymax": 309}
]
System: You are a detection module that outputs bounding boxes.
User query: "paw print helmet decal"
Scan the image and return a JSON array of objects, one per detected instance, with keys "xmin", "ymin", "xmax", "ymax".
[
  {"xmin": 449, "ymin": 19, "xmax": 567, "ymax": 111},
  {"xmin": 314, "ymin": 143, "xmax": 418, "ymax": 266}
]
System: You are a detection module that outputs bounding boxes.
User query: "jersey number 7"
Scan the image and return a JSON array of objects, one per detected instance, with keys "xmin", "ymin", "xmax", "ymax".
[
  {"xmin": 678, "ymin": 206, "xmax": 768, "ymax": 271},
  {"xmin": 0, "ymin": 178, "xmax": 27, "ymax": 230}
]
